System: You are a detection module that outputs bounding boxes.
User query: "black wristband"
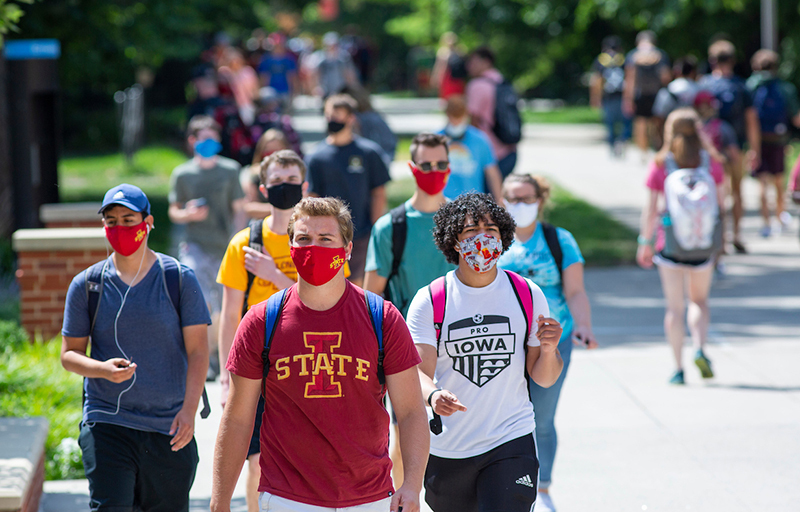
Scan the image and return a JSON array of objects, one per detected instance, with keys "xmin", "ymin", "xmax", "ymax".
[{"xmin": 427, "ymin": 388, "xmax": 443, "ymax": 408}]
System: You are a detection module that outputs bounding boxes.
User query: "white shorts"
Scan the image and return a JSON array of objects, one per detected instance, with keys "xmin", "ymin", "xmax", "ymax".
[{"xmin": 259, "ymin": 492, "xmax": 392, "ymax": 512}]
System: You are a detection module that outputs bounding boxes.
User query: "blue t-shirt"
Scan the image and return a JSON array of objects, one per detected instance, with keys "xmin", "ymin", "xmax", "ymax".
[
  {"xmin": 365, "ymin": 200, "xmax": 456, "ymax": 317},
  {"xmin": 498, "ymin": 224, "xmax": 584, "ymax": 345},
  {"xmin": 258, "ymin": 54, "xmax": 297, "ymax": 95},
  {"xmin": 439, "ymin": 126, "xmax": 496, "ymax": 198},
  {"xmin": 697, "ymin": 74, "xmax": 753, "ymax": 145},
  {"xmin": 306, "ymin": 136, "xmax": 391, "ymax": 238},
  {"xmin": 61, "ymin": 255, "xmax": 211, "ymax": 435}
]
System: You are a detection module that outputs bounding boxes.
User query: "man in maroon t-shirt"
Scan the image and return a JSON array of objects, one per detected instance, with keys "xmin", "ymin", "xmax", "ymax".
[{"xmin": 211, "ymin": 197, "xmax": 429, "ymax": 512}]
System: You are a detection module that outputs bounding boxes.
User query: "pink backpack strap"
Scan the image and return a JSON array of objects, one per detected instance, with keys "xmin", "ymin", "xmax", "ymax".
[
  {"xmin": 428, "ymin": 276, "xmax": 447, "ymax": 345},
  {"xmin": 505, "ymin": 270, "xmax": 534, "ymax": 344}
]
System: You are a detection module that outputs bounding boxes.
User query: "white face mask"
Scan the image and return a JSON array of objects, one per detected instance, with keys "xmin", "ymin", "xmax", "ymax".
[
  {"xmin": 445, "ymin": 121, "xmax": 469, "ymax": 139},
  {"xmin": 504, "ymin": 201, "xmax": 539, "ymax": 228}
]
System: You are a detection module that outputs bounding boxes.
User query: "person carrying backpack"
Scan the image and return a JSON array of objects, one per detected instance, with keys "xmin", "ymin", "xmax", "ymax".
[
  {"xmin": 431, "ymin": 32, "xmax": 467, "ymax": 100},
  {"xmin": 637, "ymin": 108, "xmax": 726, "ymax": 385},
  {"xmin": 364, "ymin": 132, "xmax": 456, "ymax": 485},
  {"xmin": 746, "ymin": 49, "xmax": 800, "ymax": 237},
  {"xmin": 590, "ymin": 35, "xmax": 632, "ymax": 157},
  {"xmin": 212, "ymin": 197, "xmax": 428, "ymax": 512},
  {"xmin": 465, "ymin": 46, "xmax": 521, "ymax": 178},
  {"xmin": 61, "ymin": 184, "xmax": 211, "ymax": 512},
  {"xmin": 406, "ymin": 193, "xmax": 563, "ymax": 512},
  {"xmin": 497, "ymin": 174, "xmax": 598, "ymax": 512},
  {"xmin": 217, "ymin": 150, "xmax": 339, "ymax": 512},
  {"xmin": 623, "ymin": 30, "xmax": 672, "ymax": 161}
]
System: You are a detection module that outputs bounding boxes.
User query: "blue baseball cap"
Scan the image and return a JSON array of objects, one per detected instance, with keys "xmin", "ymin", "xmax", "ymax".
[{"xmin": 99, "ymin": 184, "xmax": 151, "ymax": 216}]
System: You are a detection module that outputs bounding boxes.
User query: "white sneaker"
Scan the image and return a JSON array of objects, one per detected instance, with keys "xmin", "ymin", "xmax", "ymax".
[
  {"xmin": 535, "ymin": 492, "xmax": 556, "ymax": 512},
  {"xmin": 779, "ymin": 211, "xmax": 792, "ymax": 233}
]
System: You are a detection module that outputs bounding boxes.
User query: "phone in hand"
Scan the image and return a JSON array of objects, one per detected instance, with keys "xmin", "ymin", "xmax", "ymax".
[{"xmin": 193, "ymin": 198, "xmax": 207, "ymax": 207}]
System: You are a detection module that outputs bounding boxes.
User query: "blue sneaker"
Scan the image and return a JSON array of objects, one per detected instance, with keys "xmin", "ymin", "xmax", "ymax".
[
  {"xmin": 669, "ymin": 370, "xmax": 685, "ymax": 385},
  {"xmin": 694, "ymin": 350, "xmax": 714, "ymax": 379}
]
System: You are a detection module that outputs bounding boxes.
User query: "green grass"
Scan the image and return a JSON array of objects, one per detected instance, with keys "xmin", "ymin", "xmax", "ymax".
[
  {"xmin": 0, "ymin": 323, "xmax": 85, "ymax": 480},
  {"xmin": 384, "ymin": 177, "xmax": 636, "ymax": 266},
  {"xmin": 522, "ymin": 106, "xmax": 601, "ymax": 124},
  {"xmin": 60, "ymin": 145, "xmax": 186, "ymax": 200}
]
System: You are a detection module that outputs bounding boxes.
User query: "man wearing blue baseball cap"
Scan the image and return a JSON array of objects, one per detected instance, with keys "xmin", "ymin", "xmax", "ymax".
[{"xmin": 61, "ymin": 183, "xmax": 212, "ymax": 511}]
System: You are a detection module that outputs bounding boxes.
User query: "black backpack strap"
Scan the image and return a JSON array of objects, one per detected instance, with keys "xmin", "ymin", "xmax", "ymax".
[
  {"xmin": 384, "ymin": 204, "xmax": 407, "ymax": 305},
  {"xmin": 541, "ymin": 222, "xmax": 564, "ymax": 284},
  {"xmin": 243, "ymin": 218, "xmax": 265, "ymax": 319},
  {"xmin": 262, "ymin": 288, "xmax": 289, "ymax": 397},
  {"xmin": 85, "ymin": 259, "xmax": 110, "ymax": 335}
]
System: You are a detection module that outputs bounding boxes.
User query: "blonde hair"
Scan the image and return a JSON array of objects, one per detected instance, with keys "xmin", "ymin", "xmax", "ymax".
[
  {"xmin": 259, "ymin": 149, "xmax": 306, "ymax": 185},
  {"xmin": 502, "ymin": 173, "xmax": 551, "ymax": 209},
  {"xmin": 656, "ymin": 108, "xmax": 725, "ymax": 168},
  {"xmin": 287, "ymin": 197, "xmax": 354, "ymax": 246}
]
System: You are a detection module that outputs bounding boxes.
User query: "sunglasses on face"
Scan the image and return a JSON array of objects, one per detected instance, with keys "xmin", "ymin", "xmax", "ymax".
[{"xmin": 415, "ymin": 161, "xmax": 449, "ymax": 172}]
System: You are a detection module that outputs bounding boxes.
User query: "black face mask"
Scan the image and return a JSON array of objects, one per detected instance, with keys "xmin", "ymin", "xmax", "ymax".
[
  {"xmin": 266, "ymin": 182, "xmax": 303, "ymax": 210},
  {"xmin": 327, "ymin": 119, "xmax": 346, "ymax": 134}
]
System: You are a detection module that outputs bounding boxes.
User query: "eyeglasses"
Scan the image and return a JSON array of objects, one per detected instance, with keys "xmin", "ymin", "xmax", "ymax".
[{"xmin": 414, "ymin": 160, "xmax": 449, "ymax": 172}]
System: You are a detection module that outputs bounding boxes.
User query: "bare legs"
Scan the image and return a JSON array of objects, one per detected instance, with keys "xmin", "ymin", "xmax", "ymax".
[{"xmin": 657, "ymin": 264, "xmax": 713, "ymax": 371}]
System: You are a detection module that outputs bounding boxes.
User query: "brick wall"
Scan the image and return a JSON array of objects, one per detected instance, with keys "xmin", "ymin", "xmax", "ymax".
[
  {"xmin": 17, "ymin": 452, "xmax": 44, "ymax": 512},
  {"xmin": 43, "ymin": 219, "xmax": 102, "ymax": 228},
  {"xmin": 40, "ymin": 202, "xmax": 102, "ymax": 230},
  {"xmin": 15, "ymin": 249, "xmax": 108, "ymax": 339},
  {"xmin": 12, "ymin": 228, "xmax": 108, "ymax": 340}
]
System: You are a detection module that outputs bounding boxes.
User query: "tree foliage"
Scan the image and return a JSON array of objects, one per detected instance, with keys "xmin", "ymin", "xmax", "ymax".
[{"xmin": 0, "ymin": 0, "xmax": 34, "ymax": 46}]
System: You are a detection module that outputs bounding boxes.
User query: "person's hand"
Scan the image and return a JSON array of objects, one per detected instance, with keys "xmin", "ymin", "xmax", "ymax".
[
  {"xmin": 572, "ymin": 325, "xmax": 598, "ymax": 349},
  {"xmin": 243, "ymin": 246, "xmax": 279, "ymax": 281},
  {"xmin": 169, "ymin": 406, "xmax": 195, "ymax": 452},
  {"xmin": 636, "ymin": 243, "xmax": 654, "ymax": 268},
  {"xmin": 390, "ymin": 482, "xmax": 421, "ymax": 512},
  {"xmin": 102, "ymin": 358, "xmax": 136, "ymax": 383},
  {"xmin": 220, "ymin": 374, "xmax": 230, "ymax": 408},
  {"xmin": 430, "ymin": 389, "xmax": 467, "ymax": 417},
  {"xmin": 745, "ymin": 149, "xmax": 761, "ymax": 172},
  {"xmin": 184, "ymin": 199, "xmax": 209, "ymax": 222},
  {"xmin": 535, "ymin": 316, "xmax": 562, "ymax": 352},
  {"xmin": 622, "ymin": 98, "xmax": 634, "ymax": 117}
]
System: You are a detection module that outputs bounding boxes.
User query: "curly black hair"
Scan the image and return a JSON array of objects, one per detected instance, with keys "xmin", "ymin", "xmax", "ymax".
[{"xmin": 433, "ymin": 193, "xmax": 516, "ymax": 265}]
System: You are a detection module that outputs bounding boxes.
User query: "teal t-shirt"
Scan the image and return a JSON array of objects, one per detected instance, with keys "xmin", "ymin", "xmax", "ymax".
[
  {"xmin": 365, "ymin": 200, "xmax": 456, "ymax": 317},
  {"xmin": 498, "ymin": 223, "xmax": 584, "ymax": 344}
]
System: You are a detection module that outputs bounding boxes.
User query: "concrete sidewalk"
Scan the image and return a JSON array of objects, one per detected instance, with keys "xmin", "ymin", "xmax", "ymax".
[{"xmin": 40, "ymin": 126, "xmax": 800, "ymax": 512}]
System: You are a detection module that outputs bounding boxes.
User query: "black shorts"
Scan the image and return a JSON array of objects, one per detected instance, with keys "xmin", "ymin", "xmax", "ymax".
[
  {"xmin": 424, "ymin": 434, "xmax": 539, "ymax": 512},
  {"xmin": 248, "ymin": 395, "xmax": 265, "ymax": 457},
  {"xmin": 634, "ymin": 94, "xmax": 658, "ymax": 118},
  {"xmin": 752, "ymin": 141, "xmax": 786, "ymax": 177},
  {"xmin": 79, "ymin": 422, "xmax": 198, "ymax": 512}
]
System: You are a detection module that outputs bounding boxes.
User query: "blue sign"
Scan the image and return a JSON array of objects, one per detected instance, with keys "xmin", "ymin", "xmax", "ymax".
[{"xmin": 4, "ymin": 39, "xmax": 60, "ymax": 60}]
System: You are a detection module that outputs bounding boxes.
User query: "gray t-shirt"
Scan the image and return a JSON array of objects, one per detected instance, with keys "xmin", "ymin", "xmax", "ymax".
[
  {"xmin": 169, "ymin": 156, "xmax": 244, "ymax": 255},
  {"xmin": 61, "ymin": 255, "xmax": 211, "ymax": 434}
]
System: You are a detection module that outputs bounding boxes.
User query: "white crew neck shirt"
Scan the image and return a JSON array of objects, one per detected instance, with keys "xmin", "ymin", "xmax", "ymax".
[{"xmin": 407, "ymin": 269, "xmax": 549, "ymax": 458}]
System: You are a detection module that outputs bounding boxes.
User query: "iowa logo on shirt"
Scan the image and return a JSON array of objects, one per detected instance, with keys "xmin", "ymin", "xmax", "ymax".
[{"xmin": 444, "ymin": 315, "xmax": 515, "ymax": 387}]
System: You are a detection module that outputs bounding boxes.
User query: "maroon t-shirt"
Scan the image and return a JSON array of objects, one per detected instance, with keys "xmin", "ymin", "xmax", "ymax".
[{"xmin": 227, "ymin": 282, "xmax": 421, "ymax": 507}]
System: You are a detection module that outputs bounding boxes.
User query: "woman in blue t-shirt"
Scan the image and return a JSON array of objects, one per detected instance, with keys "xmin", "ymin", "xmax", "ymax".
[{"xmin": 497, "ymin": 174, "xmax": 598, "ymax": 512}]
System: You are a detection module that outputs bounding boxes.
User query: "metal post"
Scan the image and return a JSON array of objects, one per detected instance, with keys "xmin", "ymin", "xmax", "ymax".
[{"xmin": 761, "ymin": 0, "xmax": 778, "ymax": 51}]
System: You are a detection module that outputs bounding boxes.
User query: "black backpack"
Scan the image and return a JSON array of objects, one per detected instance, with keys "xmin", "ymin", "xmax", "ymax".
[
  {"xmin": 85, "ymin": 254, "xmax": 211, "ymax": 418},
  {"xmin": 382, "ymin": 204, "xmax": 408, "ymax": 310},
  {"xmin": 242, "ymin": 218, "xmax": 266, "ymax": 319},
  {"xmin": 491, "ymin": 79, "xmax": 523, "ymax": 144}
]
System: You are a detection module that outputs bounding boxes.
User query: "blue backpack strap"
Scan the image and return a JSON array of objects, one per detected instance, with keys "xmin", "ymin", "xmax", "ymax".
[
  {"xmin": 85, "ymin": 258, "xmax": 110, "ymax": 335},
  {"xmin": 364, "ymin": 291, "xmax": 385, "ymax": 386},
  {"xmin": 156, "ymin": 254, "xmax": 183, "ymax": 324},
  {"xmin": 262, "ymin": 288, "xmax": 289, "ymax": 396}
]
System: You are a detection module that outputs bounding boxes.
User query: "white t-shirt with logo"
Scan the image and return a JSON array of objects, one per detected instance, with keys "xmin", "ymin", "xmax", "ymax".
[{"xmin": 406, "ymin": 269, "xmax": 549, "ymax": 459}]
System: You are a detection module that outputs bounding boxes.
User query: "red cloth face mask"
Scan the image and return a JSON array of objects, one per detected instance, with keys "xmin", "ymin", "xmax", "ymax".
[
  {"xmin": 290, "ymin": 245, "xmax": 348, "ymax": 286},
  {"xmin": 105, "ymin": 222, "xmax": 148, "ymax": 256},
  {"xmin": 409, "ymin": 163, "xmax": 450, "ymax": 195}
]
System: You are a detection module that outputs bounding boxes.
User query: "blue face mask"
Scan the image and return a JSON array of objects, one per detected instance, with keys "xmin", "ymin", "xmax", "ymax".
[{"xmin": 194, "ymin": 138, "xmax": 222, "ymax": 159}]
